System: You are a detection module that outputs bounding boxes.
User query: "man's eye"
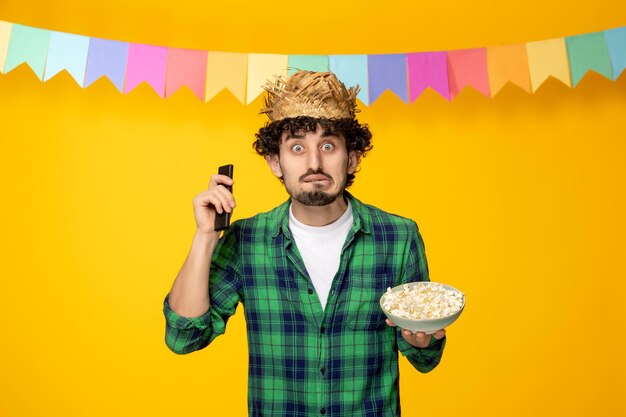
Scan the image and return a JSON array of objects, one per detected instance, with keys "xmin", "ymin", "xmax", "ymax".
[
  {"xmin": 292, "ymin": 144, "xmax": 304, "ymax": 153},
  {"xmin": 322, "ymin": 143, "xmax": 334, "ymax": 151}
]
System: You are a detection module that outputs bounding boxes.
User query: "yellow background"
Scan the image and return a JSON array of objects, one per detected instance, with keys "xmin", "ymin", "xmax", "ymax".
[{"xmin": 1, "ymin": 1, "xmax": 626, "ymax": 416}]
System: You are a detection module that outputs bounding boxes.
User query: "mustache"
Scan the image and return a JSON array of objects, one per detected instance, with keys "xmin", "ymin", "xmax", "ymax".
[{"xmin": 299, "ymin": 169, "xmax": 332, "ymax": 182}]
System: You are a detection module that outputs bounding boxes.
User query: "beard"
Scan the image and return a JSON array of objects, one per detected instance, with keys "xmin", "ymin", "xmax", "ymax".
[
  {"xmin": 291, "ymin": 189, "xmax": 344, "ymax": 206},
  {"xmin": 283, "ymin": 168, "xmax": 348, "ymax": 207}
]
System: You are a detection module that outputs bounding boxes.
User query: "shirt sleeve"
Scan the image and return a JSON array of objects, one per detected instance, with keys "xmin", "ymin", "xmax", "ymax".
[
  {"xmin": 396, "ymin": 221, "xmax": 447, "ymax": 373},
  {"xmin": 163, "ymin": 224, "xmax": 242, "ymax": 355}
]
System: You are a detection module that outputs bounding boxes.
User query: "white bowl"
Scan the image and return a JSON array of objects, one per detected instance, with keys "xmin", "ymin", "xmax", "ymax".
[{"xmin": 379, "ymin": 281, "xmax": 465, "ymax": 334}]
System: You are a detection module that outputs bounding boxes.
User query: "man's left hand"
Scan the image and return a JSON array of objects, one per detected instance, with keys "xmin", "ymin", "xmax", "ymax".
[{"xmin": 385, "ymin": 319, "xmax": 446, "ymax": 348}]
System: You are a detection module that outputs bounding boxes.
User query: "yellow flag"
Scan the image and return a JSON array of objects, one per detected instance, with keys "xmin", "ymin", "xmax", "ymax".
[
  {"xmin": 246, "ymin": 53, "xmax": 288, "ymax": 105},
  {"xmin": 205, "ymin": 52, "xmax": 248, "ymax": 104},
  {"xmin": 0, "ymin": 20, "xmax": 12, "ymax": 73},
  {"xmin": 526, "ymin": 38, "xmax": 572, "ymax": 92}
]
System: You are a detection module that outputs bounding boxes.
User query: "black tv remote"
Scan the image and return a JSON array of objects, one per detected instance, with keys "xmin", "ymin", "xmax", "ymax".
[{"xmin": 214, "ymin": 164, "xmax": 234, "ymax": 231}]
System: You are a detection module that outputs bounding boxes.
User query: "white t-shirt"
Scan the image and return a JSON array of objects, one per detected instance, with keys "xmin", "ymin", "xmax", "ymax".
[{"xmin": 288, "ymin": 201, "xmax": 353, "ymax": 310}]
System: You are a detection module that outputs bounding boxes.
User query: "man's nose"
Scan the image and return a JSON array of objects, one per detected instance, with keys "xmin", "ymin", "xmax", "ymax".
[{"xmin": 307, "ymin": 148, "xmax": 322, "ymax": 170}]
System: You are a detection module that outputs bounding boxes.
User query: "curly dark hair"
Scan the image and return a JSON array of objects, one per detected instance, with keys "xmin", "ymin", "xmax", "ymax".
[{"xmin": 253, "ymin": 116, "xmax": 373, "ymax": 187}]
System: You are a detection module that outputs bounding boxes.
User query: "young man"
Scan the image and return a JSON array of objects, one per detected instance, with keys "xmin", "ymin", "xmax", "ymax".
[{"xmin": 163, "ymin": 71, "xmax": 446, "ymax": 417}]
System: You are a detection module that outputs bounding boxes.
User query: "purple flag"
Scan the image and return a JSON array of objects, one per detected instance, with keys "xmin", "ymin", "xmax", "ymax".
[
  {"xmin": 84, "ymin": 38, "xmax": 128, "ymax": 91},
  {"xmin": 367, "ymin": 54, "xmax": 408, "ymax": 104},
  {"xmin": 407, "ymin": 52, "xmax": 450, "ymax": 101}
]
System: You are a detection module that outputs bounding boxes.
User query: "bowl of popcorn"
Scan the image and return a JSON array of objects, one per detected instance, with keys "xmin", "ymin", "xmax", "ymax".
[{"xmin": 379, "ymin": 281, "xmax": 465, "ymax": 334}]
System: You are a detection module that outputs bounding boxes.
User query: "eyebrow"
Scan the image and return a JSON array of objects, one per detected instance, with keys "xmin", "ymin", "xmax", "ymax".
[
  {"xmin": 284, "ymin": 133, "xmax": 305, "ymax": 140},
  {"xmin": 284, "ymin": 131, "xmax": 339, "ymax": 140}
]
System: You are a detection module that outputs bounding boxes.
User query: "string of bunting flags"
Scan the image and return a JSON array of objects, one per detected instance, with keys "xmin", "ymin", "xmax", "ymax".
[{"xmin": 1, "ymin": 19, "xmax": 625, "ymax": 105}]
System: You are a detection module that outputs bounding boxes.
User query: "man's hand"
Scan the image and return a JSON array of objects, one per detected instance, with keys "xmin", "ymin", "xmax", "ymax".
[
  {"xmin": 385, "ymin": 319, "xmax": 446, "ymax": 348},
  {"xmin": 192, "ymin": 174, "xmax": 236, "ymax": 236}
]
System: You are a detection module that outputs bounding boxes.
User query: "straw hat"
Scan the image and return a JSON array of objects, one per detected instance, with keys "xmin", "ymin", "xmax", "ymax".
[{"xmin": 260, "ymin": 70, "xmax": 360, "ymax": 121}]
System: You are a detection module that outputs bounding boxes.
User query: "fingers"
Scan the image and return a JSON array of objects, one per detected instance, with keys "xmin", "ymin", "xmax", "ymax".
[
  {"xmin": 411, "ymin": 331, "xmax": 429, "ymax": 344},
  {"xmin": 209, "ymin": 173, "xmax": 234, "ymax": 188},
  {"xmin": 396, "ymin": 328, "xmax": 446, "ymax": 348},
  {"xmin": 385, "ymin": 320, "xmax": 429, "ymax": 347},
  {"xmin": 211, "ymin": 174, "xmax": 235, "ymax": 212},
  {"xmin": 213, "ymin": 185, "xmax": 236, "ymax": 213},
  {"xmin": 194, "ymin": 188, "xmax": 230, "ymax": 213},
  {"xmin": 192, "ymin": 174, "xmax": 236, "ymax": 235},
  {"xmin": 386, "ymin": 322, "xmax": 445, "ymax": 338},
  {"xmin": 196, "ymin": 176, "xmax": 236, "ymax": 213}
]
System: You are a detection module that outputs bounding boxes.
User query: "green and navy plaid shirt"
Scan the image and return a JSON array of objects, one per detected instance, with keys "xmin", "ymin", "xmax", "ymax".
[{"xmin": 163, "ymin": 193, "xmax": 446, "ymax": 417}]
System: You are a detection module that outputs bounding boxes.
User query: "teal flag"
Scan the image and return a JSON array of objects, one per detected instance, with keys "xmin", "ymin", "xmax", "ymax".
[
  {"xmin": 329, "ymin": 55, "xmax": 369, "ymax": 104},
  {"xmin": 4, "ymin": 24, "xmax": 51, "ymax": 80},
  {"xmin": 287, "ymin": 55, "xmax": 329, "ymax": 75},
  {"xmin": 604, "ymin": 26, "xmax": 626, "ymax": 80},
  {"xmin": 565, "ymin": 32, "xmax": 612, "ymax": 86}
]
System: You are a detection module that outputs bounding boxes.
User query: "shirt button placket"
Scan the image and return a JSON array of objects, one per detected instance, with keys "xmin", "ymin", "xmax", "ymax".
[{"xmin": 319, "ymin": 326, "xmax": 327, "ymax": 414}]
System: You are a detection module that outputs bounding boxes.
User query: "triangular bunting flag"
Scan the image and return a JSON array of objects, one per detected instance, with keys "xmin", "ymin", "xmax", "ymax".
[
  {"xmin": 166, "ymin": 48, "xmax": 208, "ymax": 100},
  {"xmin": 288, "ymin": 55, "xmax": 329, "ymax": 75},
  {"xmin": 44, "ymin": 31, "xmax": 89, "ymax": 85},
  {"xmin": 205, "ymin": 52, "xmax": 247, "ymax": 104},
  {"xmin": 329, "ymin": 55, "xmax": 369, "ymax": 104},
  {"xmin": 605, "ymin": 27, "xmax": 626, "ymax": 80},
  {"xmin": 566, "ymin": 32, "xmax": 613, "ymax": 86},
  {"xmin": 604, "ymin": 27, "xmax": 626, "ymax": 80},
  {"xmin": 368, "ymin": 54, "xmax": 408, "ymax": 104},
  {"xmin": 84, "ymin": 38, "xmax": 128, "ymax": 92},
  {"xmin": 246, "ymin": 53, "xmax": 288, "ymax": 104},
  {"xmin": 526, "ymin": 38, "xmax": 571, "ymax": 92},
  {"xmin": 487, "ymin": 44, "xmax": 531, "ymax": 96},
  {"xmin": 124, "ymin": 43, "xmax": 167, "ymax": 96},
  {"xmin": 407, "ymin": 52, "xmax": 450, "ymax": 101},
  {"xmin": 0, "ymin": 20, "xmax": 12, "ymax": 74},
  {"xmin": 447, "ymin": 48, "xmax": 490, "ymax": 98},
  {"xmin": 3, "ymin": 24, "xmax": 51, "ymax": 80}
]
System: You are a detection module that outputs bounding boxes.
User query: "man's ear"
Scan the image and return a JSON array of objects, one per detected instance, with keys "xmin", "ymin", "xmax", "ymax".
[
  {"xmin": 266, "ymin": 154, "xmax": 283, "ymax": 178},
  {"xmin": 348, "ymin": 151, "xmax": 360, "ymax": 174}
]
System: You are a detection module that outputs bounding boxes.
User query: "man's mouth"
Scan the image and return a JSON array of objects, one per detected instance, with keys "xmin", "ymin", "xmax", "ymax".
[{"xmin": 303, "ymin": 174, "xmax": 331, "ymax": 183}]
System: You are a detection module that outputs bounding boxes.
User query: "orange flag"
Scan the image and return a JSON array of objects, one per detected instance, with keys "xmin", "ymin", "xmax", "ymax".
[{"xmin": 487, "ymin": 44, "xmax": 531, "ymax": 96}]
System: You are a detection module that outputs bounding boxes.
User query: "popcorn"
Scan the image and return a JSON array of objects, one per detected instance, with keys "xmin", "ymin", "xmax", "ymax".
[{"xmin": 381, "ymin": 282, "xmax": 464, "ymax": 320}]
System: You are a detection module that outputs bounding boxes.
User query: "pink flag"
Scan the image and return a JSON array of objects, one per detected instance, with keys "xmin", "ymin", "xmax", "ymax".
[
  {"xmin": 407, "ymin": 52, "xmax": 450, "ymax": 101},
  {"xmin": 447, "ymin": 48, "xmax": 490, "ymax": 98},
  {"xmin": 166, "ymin": 48, "xmax": 208, "ymax": 100},
  {"xmin": 124, "ymin": 43, "xmax": 167, "ymax": 96}
]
